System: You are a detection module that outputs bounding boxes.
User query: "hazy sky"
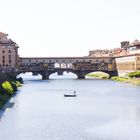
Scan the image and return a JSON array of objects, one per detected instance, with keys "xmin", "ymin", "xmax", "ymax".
[{"xmin": 0, "ymin": 0, "xmax": 140, "ymax": 57}]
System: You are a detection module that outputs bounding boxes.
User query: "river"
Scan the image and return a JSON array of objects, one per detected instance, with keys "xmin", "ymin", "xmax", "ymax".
[{"xmin": 0, "ymin": 72, "xmax": 140, "ymax": 140}]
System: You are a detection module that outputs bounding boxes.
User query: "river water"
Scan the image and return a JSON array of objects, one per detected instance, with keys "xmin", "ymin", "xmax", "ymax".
[{"xmin": 0, "ymin": 72, "xmax": 140, "ymax": 140}]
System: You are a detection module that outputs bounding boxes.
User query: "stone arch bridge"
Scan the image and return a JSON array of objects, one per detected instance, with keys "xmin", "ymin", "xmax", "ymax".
[{"xmin": 19, "ymin": 57, "xmax": 118, "ymax": 79}]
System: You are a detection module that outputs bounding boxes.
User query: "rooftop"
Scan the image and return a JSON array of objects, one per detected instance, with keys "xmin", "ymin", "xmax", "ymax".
[{"xmin": 0, "ymin": 32, "xmax": 8, "ymax": 37}]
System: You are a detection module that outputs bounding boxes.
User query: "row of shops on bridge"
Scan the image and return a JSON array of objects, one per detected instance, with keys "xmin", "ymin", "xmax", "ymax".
[{"xmin": 19, "ymin": 61, "xmax": 115, "ymax": 72}]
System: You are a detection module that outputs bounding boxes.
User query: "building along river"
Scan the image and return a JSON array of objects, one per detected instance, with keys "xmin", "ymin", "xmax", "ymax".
[{"xmin": 0, "ymin": 72, "xmax": 140, "ymax": 140}]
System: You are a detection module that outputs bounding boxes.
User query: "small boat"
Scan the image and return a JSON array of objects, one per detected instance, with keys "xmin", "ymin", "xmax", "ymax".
[
  {"xmin": 64, "ymin": 94, "xmax": 76, "ymax": 97},
  {"xmin": 64, "ymin": 90, "xmax": 77, "ymax": 97}
]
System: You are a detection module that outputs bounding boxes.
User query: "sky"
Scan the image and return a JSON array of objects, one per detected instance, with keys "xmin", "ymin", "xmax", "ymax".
[{"xmin": 0, "ymin": 0, "xmax": 140, "ymax": 57}]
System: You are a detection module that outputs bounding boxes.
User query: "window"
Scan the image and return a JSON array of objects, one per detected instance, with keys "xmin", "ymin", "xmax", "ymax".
[
  {"xmin": 3, "ymin": 60, "xmax": 5, "ymax": 64},
  {"xmin": 9, "ymin": 59, "xmax": 11, "ymax": 63},
  {"xmin": 7, "ymin": 46, "xmax": 12, "ymax": 48},
  {"xmin": 2, "ymin": 50, "xmax": 5, "ymax": 53},
  {"xmin": 9, "ymin": 50, "xmax": 11, "ymax": 53}
]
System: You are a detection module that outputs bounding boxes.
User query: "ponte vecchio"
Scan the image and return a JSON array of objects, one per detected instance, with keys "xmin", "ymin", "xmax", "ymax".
[{"xmin": 19, "ymin": 56, "xmax": 118, "ymax": 79}]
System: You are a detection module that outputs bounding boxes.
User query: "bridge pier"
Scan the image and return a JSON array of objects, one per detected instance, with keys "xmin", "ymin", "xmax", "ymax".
[
  {"xmin": 32, "ymin": 72, "xmax": 38, "ymax": 76},
  {"xmin": 108, "ymin": 70, "xmax": 118, "ymax": 78},
  {"xmin": 77, "ymin": 71, "xmax": 86, "ymax": 79},
  {"xmin": 57, "ymin": 71, "xmax": 63, "ymax": 75},
  {"xmin": 40, "ymin": 72, "xmax": 50, "ymax": 80},
  {"xmin": 77, "ymin": 75, "xmax": 85, "ymax": 79}
]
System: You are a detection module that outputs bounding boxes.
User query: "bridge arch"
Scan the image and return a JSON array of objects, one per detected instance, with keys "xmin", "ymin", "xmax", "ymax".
[
  {"xmin": 17, "ymin": 72, "xmax": 42, "ymax": 80},
  {"xmin": 50, "ymin": 71, "xmax": 77, "ymax": 79},
  {"xmin": 85, "ymin": 71, "xmax": 109, "ymax": 79},
  {"xmin": 39, "ymin": 70, "xmax": 78, "ymax": 79},
  {"xmin": 70, "ymin": 70, "xmax": 118, "ymax": 79}
]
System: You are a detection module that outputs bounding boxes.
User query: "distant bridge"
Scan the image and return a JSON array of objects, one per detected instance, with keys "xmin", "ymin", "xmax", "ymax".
[{"xmin": 19, "ymin": 57, "xmax": 118, "ymax": 79}]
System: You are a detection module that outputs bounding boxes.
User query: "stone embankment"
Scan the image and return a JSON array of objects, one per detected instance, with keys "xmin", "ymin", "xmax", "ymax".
[{"xmin": 0, "ymin": 72, "xmax": 23, "ymax": 109}]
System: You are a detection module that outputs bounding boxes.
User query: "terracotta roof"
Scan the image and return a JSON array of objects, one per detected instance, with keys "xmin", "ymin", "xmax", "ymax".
[
  {"xmin": 0, "ymin": 32, "xmax": 8, "ymax": 37},
  {"xmin": 131, "ymin": 39, "xmax": 140, "ymax": 46}
]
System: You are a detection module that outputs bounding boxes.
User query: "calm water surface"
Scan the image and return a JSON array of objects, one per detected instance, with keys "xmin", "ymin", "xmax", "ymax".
[{"xmin": 0, "ymin": 73, "xmax": 140, "ymax": 140}]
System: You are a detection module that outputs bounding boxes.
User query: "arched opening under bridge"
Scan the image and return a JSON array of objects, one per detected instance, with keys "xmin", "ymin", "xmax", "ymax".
[
  {"xmin": 17, "ymin": 72, "xmax": 42, "ymax": 81},
  {"xmin": 86, "ymin": 71, "xmax": 110, "ymax": 79},
  {"xmin": 50, "ymin": 71, "xmax": 77, "ymax": 79}
]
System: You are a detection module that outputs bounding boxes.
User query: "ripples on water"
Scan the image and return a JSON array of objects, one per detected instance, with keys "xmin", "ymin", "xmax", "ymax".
[{"xmin": 0, "ymin": 72, "xmax": 140, "ymax": 140}]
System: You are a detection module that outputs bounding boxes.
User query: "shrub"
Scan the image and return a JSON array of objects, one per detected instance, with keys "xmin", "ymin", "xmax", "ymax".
[
  {"xmin": 15, "ymin": 81, "xmax": 22, "ymax": 87},
  {"xmin": 2, "ymin": 81, "xmax": 14, "ymax": 95},
  {"xmin": 128, "ymin": 71, "xmax": 140, "ymax": 78},
  {"xmin": 10, "ymin": 82, "xmax": 17, "ymax": 92},
  {"xmin": 111, "ymin": 76, "xmax": 129, "ymax": 82},
  {"xmin": 17, "ymin": 77, "xmax": 23, "ymax": 84}
]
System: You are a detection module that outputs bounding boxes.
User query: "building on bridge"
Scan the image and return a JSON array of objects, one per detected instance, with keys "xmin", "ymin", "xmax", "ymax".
[{"xmin": 0, "ymin": 32, "xmax": 19, "ymax": 70}]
